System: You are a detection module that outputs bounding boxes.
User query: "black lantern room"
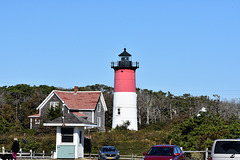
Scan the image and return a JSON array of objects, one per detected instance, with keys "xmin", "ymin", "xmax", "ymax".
[{"xmin": 111, "ymin": 48, "xmax": 139, "ymax": 69}]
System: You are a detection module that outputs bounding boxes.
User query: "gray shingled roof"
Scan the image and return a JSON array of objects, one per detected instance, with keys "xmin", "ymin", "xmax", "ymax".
[{"xmin": 46, "ymin": 112, "xmax": 95, "ymax": 125}]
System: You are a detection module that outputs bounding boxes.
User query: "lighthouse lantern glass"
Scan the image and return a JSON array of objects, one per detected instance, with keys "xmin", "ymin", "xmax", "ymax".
[{"xmin": 119, "ymin": 56, "xmax": 132, "ymax": 62}]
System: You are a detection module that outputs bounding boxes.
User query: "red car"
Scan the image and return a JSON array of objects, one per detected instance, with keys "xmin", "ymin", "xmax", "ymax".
[{"xmin": 143, "ymin": 145, "xmax": 185, "ymax": 160}]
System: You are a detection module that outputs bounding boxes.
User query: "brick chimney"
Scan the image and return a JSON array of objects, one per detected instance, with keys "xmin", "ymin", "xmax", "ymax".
[{"xmin": 74, "ymin": 86, "xmax": 79, "ymax": 94}]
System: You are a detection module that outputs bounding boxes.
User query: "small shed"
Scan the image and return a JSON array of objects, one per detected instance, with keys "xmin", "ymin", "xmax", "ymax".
[{"xmin": 43, "ymin": 112, "xmax": 96, "ymax": 159}]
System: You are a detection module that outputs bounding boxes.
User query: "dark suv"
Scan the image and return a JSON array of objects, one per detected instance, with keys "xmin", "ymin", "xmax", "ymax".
[{"xmin": 98, "ymin": 146, "xmax": 120, "ymax": 160}]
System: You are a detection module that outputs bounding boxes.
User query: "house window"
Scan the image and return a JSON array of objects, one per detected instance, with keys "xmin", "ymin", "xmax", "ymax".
[
  {"xmin": 35, "ymin": 118, "xmax": 40, "ymax": 124},
  {"xmin": 97, "ymin": 117, "xmax": 101, "ymax": 127},
  {"xmin": 98, "ymin": 103, "xmax": 101, "ymax": 112},
  {"xmin": 50, "ymin": 101, "xmax": 59, "ymax": 108},
  {"xmin": 61, "ymin": 128, "xmax": 74, "ymax": 142},
  {"xmin": 117, "ymin": 108, "xmax": 121, "ymax": 115}
]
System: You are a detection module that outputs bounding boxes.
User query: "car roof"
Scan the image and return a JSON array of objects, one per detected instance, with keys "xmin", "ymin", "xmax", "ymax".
[
  {"xmin": 102, "ymin": 146, "xmax": 116, "ymax": 148},
  {"xmin": 214, "ymin": 139, "xmax": 240, "ymax": 141},
  {"xmin": 152, "ymin": 145, "xmax": 175, "ymax": 148}
]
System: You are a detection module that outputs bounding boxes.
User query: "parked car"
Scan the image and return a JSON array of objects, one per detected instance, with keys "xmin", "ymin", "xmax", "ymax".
[
  {"xmin": 210, "ymin": 139, "xmax": 240, "ymax": 160},
  {"xmin": 143, "ymin": 145, "xmax": 185, "ymax": 160},
  {"xmin": 98, "ymin": 146, "xmax": 120, "ymax": 160}
]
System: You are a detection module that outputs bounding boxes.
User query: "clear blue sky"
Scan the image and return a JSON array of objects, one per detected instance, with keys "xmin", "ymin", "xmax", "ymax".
[{"xmin": 0, "ymin": 0, "xmax": 239, "ymax": 101}]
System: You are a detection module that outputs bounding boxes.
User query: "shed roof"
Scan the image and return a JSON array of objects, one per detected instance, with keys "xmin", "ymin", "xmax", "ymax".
[
  {"xmin": 28, "ymin": 114, "xmax": 40, "ymax": 118},
  {"xmin": 73, "ymin": 112, "xmax": 87, "ymax": 117},
  {"xmin": 43, "ymin": 112, "xmax": 96, "ymax": 127}
]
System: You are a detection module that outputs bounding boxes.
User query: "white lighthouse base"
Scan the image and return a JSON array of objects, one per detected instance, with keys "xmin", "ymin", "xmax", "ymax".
[{"xmin": 112, "ymin": 92, "xmax": 138, "ymax": 131}]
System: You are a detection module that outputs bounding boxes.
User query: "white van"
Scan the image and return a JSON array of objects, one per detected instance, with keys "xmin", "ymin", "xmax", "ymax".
[{"xmin": 210, "ymin": 139, "xmax": 240, "ymax": 160}]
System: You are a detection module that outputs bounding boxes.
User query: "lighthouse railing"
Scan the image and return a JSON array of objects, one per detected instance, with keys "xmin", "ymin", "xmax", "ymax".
[{"xmin": 111, "ymin": 62, "xmax": 139, "ymax": 68}]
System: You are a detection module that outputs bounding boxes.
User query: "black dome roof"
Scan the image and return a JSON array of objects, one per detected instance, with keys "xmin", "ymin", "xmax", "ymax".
[{"xmin": 118, "ymin": 48, "xmax": 132, "ymax": 57}]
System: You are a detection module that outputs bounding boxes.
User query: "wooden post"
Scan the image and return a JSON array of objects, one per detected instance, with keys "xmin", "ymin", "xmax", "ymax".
[
  {"xmin": 2, "ymin": 147, "xmax": 5, "ymax": 154},
  {"xmin": 43, "ymin": 150, "xmax": 45, "ymax": 159},
  {"xmin": 20, "ymin": 148, "xmax": 22, "ymax": 160},
  {"xmin": 30, "ymin": 150, "xmax": 32, "ymax": 160},
  {"xmin": 89, "ymin": 135, "xmax": 92, "ymax": 159}
]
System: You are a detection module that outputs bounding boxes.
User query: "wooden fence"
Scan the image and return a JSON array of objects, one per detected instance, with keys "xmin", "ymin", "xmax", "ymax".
[
  {"xmin": 183, "ymin": 148, "xmax": 209, "ymax": 160},
  {"xmin": 1, "ymin": 147, "xmax": 53, "ymax": 159}
]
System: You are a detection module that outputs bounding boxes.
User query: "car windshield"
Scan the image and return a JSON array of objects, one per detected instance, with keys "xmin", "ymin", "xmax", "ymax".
[
  {"xmin": 147, "ymin": 147, "xmax": 173, "ymax": 156},
  {"xmin": 214, "ymin": 141, "xmax": 240, "ymax": 154},
  {"xmin": 102, "ymin": 147, "xmax": 117, "ymax": 152}
]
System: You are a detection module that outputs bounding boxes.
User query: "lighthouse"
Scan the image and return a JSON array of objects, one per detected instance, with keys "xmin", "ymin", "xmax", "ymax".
[{"xmin": 111, "ymin": 48, "xmax": 139, "ymax": 130}]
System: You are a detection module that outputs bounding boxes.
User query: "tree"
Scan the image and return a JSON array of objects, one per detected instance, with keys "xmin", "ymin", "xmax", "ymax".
[
  {"xmin": 213, "ymin": 94, "xmax": 221, "ymax": 114},
  {"xmin": 47, "ymin": 104, "xmax": 62, "ymax": 121},
  {"xmin": 137, "ymin": 89, "xmax": 155, "ymax": 125},
  {"xmin": 114, "ymin": 121, "xmax": 130, "ymax": 131},
  {"xmin": 169, "ymin": 112, "xmax": 230, "ymax": 150},
  {"xmin": 0, "ymin": 116, "xmax": 14, "ymax": 133}
]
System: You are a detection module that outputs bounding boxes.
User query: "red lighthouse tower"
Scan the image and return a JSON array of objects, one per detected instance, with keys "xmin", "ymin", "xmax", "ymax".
[{"xmin": 111, "ymin": 48, "xmax": 139, "ymax": 130}]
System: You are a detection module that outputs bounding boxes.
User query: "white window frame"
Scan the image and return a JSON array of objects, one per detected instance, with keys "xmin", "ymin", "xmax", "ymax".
[
  {"xmin": 50, "ymin": 101, "xmax": 59, "ymax": 108},
  {"xmin": 35, "ymin": 118, "xmax": 40, "ymax": 124},
  {"xmin": 97, "ymin": 103, "xmax": 101, "ymax": 112},
  {"xmin": 97, "ymin": 117, "xmax": 101, "ymax": 127}
]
